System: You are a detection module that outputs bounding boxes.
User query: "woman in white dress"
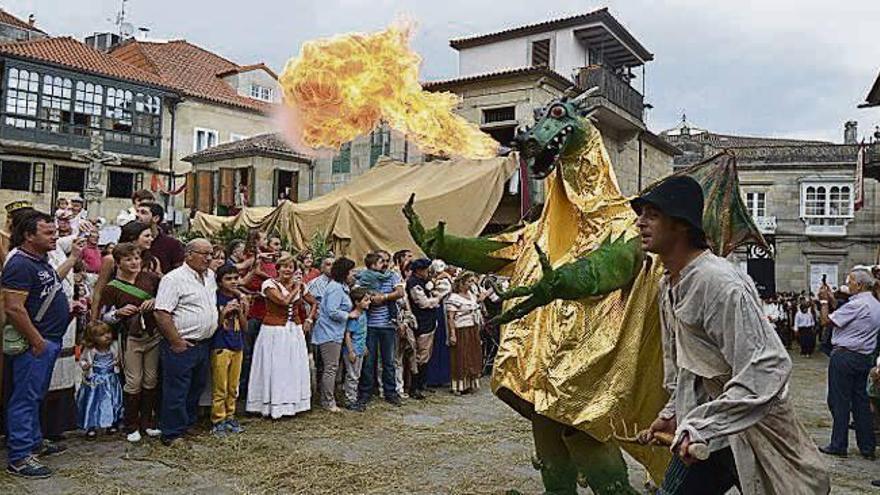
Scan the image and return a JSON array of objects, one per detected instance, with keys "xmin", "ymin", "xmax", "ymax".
[{"xmin": 246, "ymin": 254, "xmax": 318, "ymax": 418}]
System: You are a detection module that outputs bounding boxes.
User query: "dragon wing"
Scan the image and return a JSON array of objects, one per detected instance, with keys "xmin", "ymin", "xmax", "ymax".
[{"xmin": 642, "ymin": 151, "xmax": 768, "ymax": 257}]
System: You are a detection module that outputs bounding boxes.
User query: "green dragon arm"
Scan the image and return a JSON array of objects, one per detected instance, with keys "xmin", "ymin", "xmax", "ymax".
[
  {"xmin": 492, "ymin": 235, "xmax": 643, "ymax": 325},
  {"xmin": 402, "ymin": 194, "xmax": 513, "ymax": 274}
]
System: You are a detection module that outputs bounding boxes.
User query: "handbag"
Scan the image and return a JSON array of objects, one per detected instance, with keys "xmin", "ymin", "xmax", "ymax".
[{"xmin": 3, "ymin": 277, "xmax": 62, "ymax": 356}]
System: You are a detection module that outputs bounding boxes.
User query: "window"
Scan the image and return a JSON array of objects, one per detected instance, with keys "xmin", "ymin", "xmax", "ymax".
[
  {"xmin": 105, "ymin": 88, "xmax": 133, "ymax": 142},
  {"xmin": 745, "ymin": 192, "xmax": 766, "ymax": 218},
  {"xmin": 530, "ymin": 39, "xmax": 551, "ymax": 68},
  {"xmin": 5, "ymin": 67, "xmax": 39, "ymax": 128},
  {"xmin": 0, "ymin": 161, "xmax": 31, "ymax": 191},
  {"xmin": 39, "ymin": 75, "xmax": 72, "ymax": 133},
  {"xmin": 32, "ymin": 162, "xmax": 45, "ymax": 193},
  {"xmin": 194, "ymin": 128, "xmax": 219, "ymax": 152},
  {"xmin": 483, "ymin": 106, "xmax": 516, "ymax": 124},
  {"xmin": 800, "ymin": 182, "xmax": 853, "ymax": 235},
  {"xmin": 132, "ymin": 93, "xmax": 161, "ymax": 146},
  {"xmin": 73, "ymin": 81, "xmax": 103, "ymax": 133},
  {"xmin": 332, "ymin": 142, "xmax": 351, "ymax": 174},
  {"xmin": 56, "ymin": 165, "xmax": 85, "ymax": 193},
  {"xmin": 370, "ymin": 125, "xmax": 391, "ymax": 166},
  {"xmin": 107, "ymin": 170, "xmax": 139, "ymax": 198},
  {"xmin": 249, "ymin": 84, "xmax": 273, "ymax": 102}
]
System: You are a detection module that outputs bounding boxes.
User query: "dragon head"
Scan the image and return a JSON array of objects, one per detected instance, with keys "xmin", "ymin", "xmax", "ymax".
[{"xmin": 513, "ymin": 87, "xmax": 598, "ymax": 179}]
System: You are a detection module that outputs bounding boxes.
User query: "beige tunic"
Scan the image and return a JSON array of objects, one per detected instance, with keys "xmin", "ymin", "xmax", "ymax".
[{"xmin": 659, "ymin": 251, "xmax": 829, "ymax": 495}]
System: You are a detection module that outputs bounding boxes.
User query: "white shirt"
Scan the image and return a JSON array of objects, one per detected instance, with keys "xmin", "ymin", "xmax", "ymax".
[
  {"xmin": 794, "ymin": 311, "xmax": 815, "ymax": 329},
  {"xmin": 155, "ymin": 263, "xmax": 218, "ymax": 341}
]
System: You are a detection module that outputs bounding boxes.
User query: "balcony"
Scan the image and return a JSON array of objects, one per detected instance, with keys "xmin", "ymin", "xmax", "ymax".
[
  {"xmin": 753, "ymin": 216, "xmax": 777, "ymax": 235},
  {"xmin": 0, "ymin": 114, "xmax": 161, "ymax": 158},
  {"xmin": 576, "ymin": 65, "xmax": 644, "ymax": 122},
  {"xmin": 802, "ymin": 217, "xmax": 851, "ymax": 237}
]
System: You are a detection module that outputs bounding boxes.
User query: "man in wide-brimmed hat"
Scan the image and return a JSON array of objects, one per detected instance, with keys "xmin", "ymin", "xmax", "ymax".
[{"xmin": 634, "ymin": 176, "xmax": 829, "ymax": 494}]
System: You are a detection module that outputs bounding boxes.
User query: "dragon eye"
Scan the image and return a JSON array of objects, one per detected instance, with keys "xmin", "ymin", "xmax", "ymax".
[{"xmin": 549, "ymin": 106, "xmax": 566, "ymax": 118}]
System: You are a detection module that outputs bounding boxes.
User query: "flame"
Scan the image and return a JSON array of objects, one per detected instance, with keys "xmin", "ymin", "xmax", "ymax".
[{"xmin": 278, "ymin": 22, "xmax": 498, "ymax": 159}]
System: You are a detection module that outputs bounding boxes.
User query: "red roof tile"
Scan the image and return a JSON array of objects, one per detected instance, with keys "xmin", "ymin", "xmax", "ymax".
[
  {"xmin": 0, "ymin": 8, "xmax": 45, "ymax": 35},
  {"xmin": 110, "ymin": 39, "xmax": 274, "ymax": 113},
  {"xmin": 0, "ymin": 36, "xmax": 168, "ymax": 88},
  {"xmin": 422, "ymin": 66, "xmax": 576, "ymax": 91}
]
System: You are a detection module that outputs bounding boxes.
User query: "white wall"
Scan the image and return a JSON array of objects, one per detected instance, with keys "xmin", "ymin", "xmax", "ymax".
[{"xmin": 458, "ymin": 28, "xmax": 588, "ymax": 81}]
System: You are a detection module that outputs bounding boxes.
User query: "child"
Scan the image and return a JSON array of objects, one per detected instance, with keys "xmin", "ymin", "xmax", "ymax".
[
  {"xmin": 54, "ymin": 197, "xmax": 69, "ymax": 219},
  {"xmin": 76, "ymin": 322, "xmax": 123, "ymax": 438},
  {"xmin": 211, "ymin": 264, "xmax": 249, "ymax": 435},
  {"xmin": 343, "ymin": 288, "xmax": 371, "ymax": 411},
  {"xmin": 794, "ymin": 303, "xmax": 817, "ymax": 357}
]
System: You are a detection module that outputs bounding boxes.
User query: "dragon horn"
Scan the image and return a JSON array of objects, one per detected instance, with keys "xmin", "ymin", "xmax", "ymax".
[{"xmin": 570, "ymin": 86, "xmax": 600, "ymax": 109}]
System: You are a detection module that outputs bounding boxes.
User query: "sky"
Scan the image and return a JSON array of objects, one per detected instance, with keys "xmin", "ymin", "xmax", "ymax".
[{"xmin": 7, "ymin": 0, "xmax": 880, "ymax": 142}]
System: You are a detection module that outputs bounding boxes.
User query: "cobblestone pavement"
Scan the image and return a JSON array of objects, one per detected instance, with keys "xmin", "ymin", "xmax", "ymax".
[{"xmin": 0, "ymin": 352, "xmax": 875, "ymax": 494}]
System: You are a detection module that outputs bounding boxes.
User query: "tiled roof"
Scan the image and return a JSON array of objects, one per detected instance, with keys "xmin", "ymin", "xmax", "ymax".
[
  {"xmin": 663, "ymin": 131, "xmax": 830, "ymax": 148},
  {"xmin": 216, "ymin": 63, "xmax": 278, "ymax": 80},
  {"xmin": 182, "ymin": 133, "xmax": 311, "ymax": 164},
  {"xmin": 0, "ymin": 36, "xmax": 168, "ymax": 88},
  {"xmin": 423, "ymin": 66, "xmax": 576, "ymax": 91},
  {"xmin": 0, "ymin": 8, "xmax": 45, "ymax": 35},
  {"xmin": 449, "ymin": 8, "xmax": 652, "ymax": 63},
  {"xmin": 728, "ymin": 143, "xmax": 859, "ymax": 164},
  {"xmin": 110, "ymin": 39, "xmax": 274, "ymax": 113}
]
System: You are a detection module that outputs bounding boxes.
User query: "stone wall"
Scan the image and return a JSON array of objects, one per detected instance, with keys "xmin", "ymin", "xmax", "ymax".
[{"xmin": 0, "ymin": 152, "xmax": 144, "ymax": 222}]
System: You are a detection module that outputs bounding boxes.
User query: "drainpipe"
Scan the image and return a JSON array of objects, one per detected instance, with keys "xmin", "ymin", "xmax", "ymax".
[{"xmin": 166, "ymin": 95, "xmax": 181, "ymax": 228}]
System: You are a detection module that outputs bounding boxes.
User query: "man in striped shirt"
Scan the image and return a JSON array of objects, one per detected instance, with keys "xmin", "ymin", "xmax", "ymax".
[{"xmin": 154, "ymin": 238, "xmax": 219, "ymax": 445}]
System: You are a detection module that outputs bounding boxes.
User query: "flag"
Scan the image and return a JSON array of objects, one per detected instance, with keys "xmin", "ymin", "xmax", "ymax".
[{"xmin": 855, "ymin": 141, "xmax": 866, "ymax": 211}]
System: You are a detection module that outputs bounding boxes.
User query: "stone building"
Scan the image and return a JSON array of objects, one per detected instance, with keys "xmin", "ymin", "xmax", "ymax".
[
  {"xmin": 181, "ymin": 133, "xmax": 312, "ymax": 212},
  {"xmin": 108, "ymin": 39, "xmax": 281, "ymax": 221},
  {"xmin": 0, "ymin": 36, "xmax": 171, "ymax": 220},
  {"xmin": 422, "ymin": 8, "xmax": 677, "ymax": 227},
  {"xmin": 662, "ymin": 118, "xmax": 880, "ymax": 294},
  {"xmin": 0, "ymin": 9, "xmax": 46, "ymax": 43}
]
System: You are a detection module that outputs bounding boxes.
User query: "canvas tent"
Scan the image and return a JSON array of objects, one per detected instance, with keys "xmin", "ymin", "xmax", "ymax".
[{"xmin": 190, "ymin": 155, "xmax": 519, "ymax": 262}]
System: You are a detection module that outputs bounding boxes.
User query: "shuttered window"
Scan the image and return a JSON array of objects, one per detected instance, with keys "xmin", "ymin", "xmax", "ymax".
[{"xmin": 531, "ymin": 39, "xmax": 551, "ymax": 68}]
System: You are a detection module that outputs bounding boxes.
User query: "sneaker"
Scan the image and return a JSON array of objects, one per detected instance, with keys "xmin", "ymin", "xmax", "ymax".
[
  {"xmin": 144, "ymin": 428, "xmax": 162, "ymax": 438},
  {"xmin": 211, "ymin": 422, "xmax": 228, "ymax": 437},
  {"xmin": 385, "ymin": 396, "xmax": 403, "ymax": 407},
  {"xmin": 224, "ymin": 419, "xmax": 245, "ymax": 434},
  {"xmin": 7, "ymin": 456, "xmax": 52, "ymax": 479},
  {"xmin": 410, "ymin": 390, "xmax": 426, "ymax": 400},
  {"xmin": 34, "ymin": 440, "xmax": 67, "ymax": 457},
  {"xmin": 324, "ymin": 405, "xmax": 342, "ymax": 413},
  {"xmin": 86, "ymin": 428, "xmax": 97, "ymax": 439},
  {"xmin": 400, "ymin": 392, "xmax": 410, "ymax": 399},
  {"xmin": 345, "ymin": 403, "xmax": 366, "ymax": 412},
  {"xmin": 108, "ymin": 426, "xmax": 119, "ymax": 435},
  {"xmin": 126, "ymin": 430, "xmax": 142, "ymax": 443}
]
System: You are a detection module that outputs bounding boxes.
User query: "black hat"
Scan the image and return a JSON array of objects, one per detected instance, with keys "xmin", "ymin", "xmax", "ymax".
[
  {"xmin": 410, "ymin": 258, "xmax": 432, "ymax": 271},
  {"xmin": 631, "ymin": 175, "xmax": 704, "ymax": 231}
]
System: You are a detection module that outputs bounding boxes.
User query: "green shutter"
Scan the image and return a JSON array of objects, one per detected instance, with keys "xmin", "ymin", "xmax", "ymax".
[{"xmin": 332, "ymin": 142, "xmax": 351, "ymax": 174}]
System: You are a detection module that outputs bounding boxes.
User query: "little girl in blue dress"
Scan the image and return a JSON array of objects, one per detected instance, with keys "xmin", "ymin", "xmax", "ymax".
[{"xmin": 76, "ymin": 322, "xmax": 123, "ymax": 438}]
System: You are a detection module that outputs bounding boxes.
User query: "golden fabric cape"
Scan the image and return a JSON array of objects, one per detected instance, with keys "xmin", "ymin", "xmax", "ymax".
[{"xmin": 491, "ymin": 130, "xmax": 670, "ymax": 481}]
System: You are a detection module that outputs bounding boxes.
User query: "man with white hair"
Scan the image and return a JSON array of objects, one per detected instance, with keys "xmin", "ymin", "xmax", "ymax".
[
  {"xmin": 153, "ymin": 238, "xmax": 218, "ymax": 445},
  {"xmin": 818, "ymin": 267, "xmax": 880, "ymax": 459}
]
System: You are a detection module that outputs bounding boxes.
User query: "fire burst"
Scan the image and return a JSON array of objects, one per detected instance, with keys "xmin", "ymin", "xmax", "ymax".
[{"xmin": 278, "ymin": 22, "xmax": 499, "ymax": 159}]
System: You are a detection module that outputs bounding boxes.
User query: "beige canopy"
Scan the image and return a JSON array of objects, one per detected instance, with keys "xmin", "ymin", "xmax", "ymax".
[{"xmin": 190, "ymin": 155, "xmax": 518, "ymax": 262}]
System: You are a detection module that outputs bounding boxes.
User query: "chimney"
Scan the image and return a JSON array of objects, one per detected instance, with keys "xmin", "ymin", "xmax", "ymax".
[
  {"xmin": 844, "ymin": 121, "xmax": 858, "ymax": 144},
  {"xmin": 27, "ymin": 14, "xmax": 35, "ymax": 27}
]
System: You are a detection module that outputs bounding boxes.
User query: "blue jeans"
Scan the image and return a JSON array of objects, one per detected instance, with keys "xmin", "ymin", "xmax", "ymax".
[
  {"xmin": 827, "ymin": 348, "xmax": 875, "ymax": 454},
  {"xmin": 7, "ymin": 339, "xmax": 61, "ymax": 464},
  {"xmin": 357, "ymin": 326, "xmax": 398, "ymax": 403},
  {"xmin": 238, "ymin": 318, "xmax": 262, "ymax": 401},
  {"xmin": 160, "ymin": 340, "xmax": 210, "ymax": 440}
]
